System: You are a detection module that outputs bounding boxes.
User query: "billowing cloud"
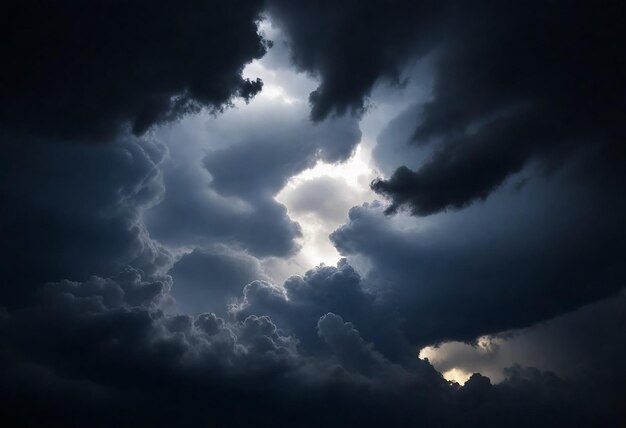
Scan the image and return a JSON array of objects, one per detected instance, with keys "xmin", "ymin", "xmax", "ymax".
[
  {"xmin": 1, "ymin": 0, "xmax": 267, "ymax": 141},
  {"xmin": 0, "ymin": 137, "xmax": 171, "ymax": 307},
  {"xmin": 333, "ymin": 154, "xmax": 626, "ymax": 348},
  {"xmin": 169, "ymin": 247, "xmax": 268, "ymax": 316},
  {"xmin": 267, "ymin": 1, "xmax": 623, "ymax": 216},
  {"xmin": 267, "ymin": 0, "xmax": 443, "ymax": 121},
  {"xmin": 368, "ymin": 2, "xmax": 624, "ymax": 215},
  {"xmin": 232, "ymin": 260, "xmax": 414, "ymax": 363},
  {"xmin": 1, "ymin": 1, "xmax": 625, "ymax": 425},
  {"xmin": 1, "ymin": 266, "xmax": 617, "ymax": 426},
  {"xmin": 144, "ymin": 32, "xmax": 362, "ymax": 258}
]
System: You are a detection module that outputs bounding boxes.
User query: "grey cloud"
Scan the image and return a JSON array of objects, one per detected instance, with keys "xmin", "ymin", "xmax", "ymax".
[
  {"xmin": 333, "ymin": 154, "xmax": 626, "ymax": 348},
  {"xmin": 146, "ymin": 95, "xmax": 361, "ymax": 258},
  {"xmin": 372, "ymin": 103, "xmax": 433, "ymax": 177},
  {"xmin": 169, "ymin": 248, "xmax": 268, "ymax": 316},
  {"xmin": 1, "ymin": 266, "xmax": 616, "ymax": 427},
  {"xmin": 0, "ymin": 137, "xmax": 171, "ymax": 307},
  {"xmin": 280, "ymin": 176, "xmax": 362, "ymax": 225},
  {"xmin": 2, "ymin": 1, "xmax": 624, "ymax": 425},
  {"xmin": 317, "ymin": 313, "xmax": 391, "ymax": 376},
  {"xmin": 267, "ymin": 0, "xmax": 443, "ymax": 121},
  {"xmin": 234, "ymin": 261, "xmax": 418, "ymax": 364},
  {"xmin": 424, "ymin": 291, "xmax": 626, "ymax": 398},
  {"xmin": 369, "ymin": 2, "xmax": 625, "ymax": 215}
]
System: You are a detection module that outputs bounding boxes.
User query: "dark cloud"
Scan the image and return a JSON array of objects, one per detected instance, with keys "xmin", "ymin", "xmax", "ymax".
[
  {"xmin": 372, "ymin": 103, "xmax": 433, "ymax": 177},
  {"xmin": 422, "ymin": 291, "xmax": 626, "ymax": 401},
  {"xmin": 146, "ymin": 99, "xmax": 360, "ymax": 257},
  {"xmin": 1, "ymin": 0, "xmax": 267, "ymax": 141},
  {"xmin": 369, "ymin": 2, "xmax": 625, "ymax": 215},
  {"xmin": 233, "ymin": 260, "xmax": 412, "ymax": 363},
  {"xmin": 267, "ymin": 0, "xmax": 444, "ymax": 121},
  {"xmin": 0, "ymin": 137, "xmax": 171, "ymax": 307},
  {"xmin": 317, "ymin": 313, "xmax": 392, "ymax": 376},
  {"xmin": 332, "ymin": 153, "xmax": 626, "ymax": 348},
  {"xmin": 268, "ymin": 1, "xmax": 624, "ymax": 215},
  {"xmin": 169, "ymin": 247, "xmax": 267, "ymax": 316},
  {"xmin": 1, "ymin": 267, "xmax": 617, "ymax": 427},
  {"xmin": 2, "ymin": 1, "xmax": 625, "ymax": 424}
]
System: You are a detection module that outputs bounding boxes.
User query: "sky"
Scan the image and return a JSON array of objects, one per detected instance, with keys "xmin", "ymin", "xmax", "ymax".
[{"xmin": 1, "ymin": 1, "xmax": 625, "ymax": 426}]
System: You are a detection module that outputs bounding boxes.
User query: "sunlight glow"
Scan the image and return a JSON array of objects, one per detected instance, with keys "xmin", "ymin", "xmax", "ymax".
[
  {"xmin": 443, "ymin": 368, "xmax": 472, "ymax": 385},
  {"xmin": 276, "ymin": 145, "xmax": 377, "ymax": 268}
]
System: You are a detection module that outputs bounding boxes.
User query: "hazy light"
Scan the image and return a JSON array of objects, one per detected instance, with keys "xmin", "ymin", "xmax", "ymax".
[
  {"xmin": 442, "ymin": 368, "xmax": 472, "ymax": 385},
  {"xmin": 276, "ymin": 145, "xmax": 377, "ymax": 267}
]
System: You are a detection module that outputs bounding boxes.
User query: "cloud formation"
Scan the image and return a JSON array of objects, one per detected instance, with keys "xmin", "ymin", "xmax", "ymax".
[
  {"xmin": 333, "ymin": 153, "xmax": 626, "ymax": 347},
  {"xmin": 0, "ymin": 137, "xmax": 171, "ymax": 307},
  {"xmin": 144, "ymin": 46, "xmax": 362, "ymax": 258},
  {"xmin": 1, "ymin": 0, "xmax": 267, "ymax": 141},
  {"xmin": 369, "ymin": 2, "xmax": 625, "ymax": 215},
  {"xmin": 267, "ymin": 0, "xmax": 443, "ymax": 121},
  {"xmin": 2, "ymin": 265, "xmax": 617, "ymax": 427},
  {"xmin": 1, "ymin": 1, "xmax": 625, "ymax": 426}
]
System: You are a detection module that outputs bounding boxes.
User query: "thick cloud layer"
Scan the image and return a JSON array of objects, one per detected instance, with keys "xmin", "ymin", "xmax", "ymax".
[
  {"xmin": 0, "ymin": 137, "xmax": 171, "ymax": 307},
  {"xmin": 421, "ymin": 291, "xmax": 626, "ymax": 391},
  {"xmin": 267, "ymin": 0, "xmax": 443, "ymax": 121},
  {"xmin": 2, "ymin": 0, "xmax": 625, "ymax": 425},
  {"xmin": 333, "ymin": 154, "xmax": 626, "ymax": 347},
  {"xmin": 368, "ymin": 2, "xmax": 625, "ymax": 215},
  {"xmin": 1, "ymin": 0, "xmax": 267, "ymax": 141},
  {"xmin": 267, "ymin": 1, "xmax": 624, "ymax": 215},
  {"xmin": 140, "ymin": 23, "xmax": 362, "ymax": 260},
  {"xmin": 1, "ymin": 266, "xmax": 618, "ymax": 427}
]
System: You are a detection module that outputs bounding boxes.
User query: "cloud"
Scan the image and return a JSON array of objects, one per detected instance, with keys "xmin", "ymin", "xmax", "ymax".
[
  {"xmin": 317, "ymin": 313, "xmax": 391, "ymax": 376},
  {"xmin": 169, "ymin": 247, "xmax": 268, "ymax": 316},
  {"xmin": 266, "ymin": 2, "xmax": 624, "ymax": 216},
  {"xmin": 332, "ymin": 154, "xmax": 626, "ymax": 348},
  {"xmin": 1, "ymin": 0, "xmax": 267, "ymax": 141},
  {"xmin": 1, "ymin": 2, "xmax": 625, "ymax": 425},
  {"xmin": 232, "ymin": 260, "xmax": 413, "ymax": 363},
  {"xmin": 267, "ymin": 0, "xmax": 443, "ymax": 121},
  {"xmin": 0, "ymin": 137, "xmax": 171, "ymax": 307},
  {"xmin": 145, "ymin": 68, "xmax": 361, "ymax": 258},
  {"xmin": 368, "ymin": 2, "xmax": 625, "ymax": 215},
  {"xmin": 1, "ymin": 266, "xmax": 619, "ymax": 426},
  {"xmin": 421, "ymin": 291, "xmax": 626, "ymax": 392},
  {"xmin": 280, "ymin": 175, "xmax": 365, "ymax": 225}
]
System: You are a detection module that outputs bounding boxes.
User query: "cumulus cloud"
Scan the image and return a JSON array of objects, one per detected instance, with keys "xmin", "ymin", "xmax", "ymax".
[
  {"xmin": 2, "ymin": 266, "xmax": 616, "ymax": 427},
  {"xmin": 232, "ymin": 260, "xmax": 413, "ymax": 363},
  {"xmin": 169, "ymin": 247, "xmax": 268, "ymax": 316}
]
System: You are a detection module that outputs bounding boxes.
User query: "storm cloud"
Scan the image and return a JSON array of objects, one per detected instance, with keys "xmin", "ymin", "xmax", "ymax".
[
  {"xmin": 1, "ymin": 0, "xmax": 267, "ymax": 141},
  {"xmin": 1, "ymin": 266, "xmax": 617, "ymax": 427},
  {"xmin": 1, "ymin": 0, "xmax": 625, "ymax": 426},
  {"xmin": 369, "ymin": 1, "xmax": 625, "ymax": 215}
]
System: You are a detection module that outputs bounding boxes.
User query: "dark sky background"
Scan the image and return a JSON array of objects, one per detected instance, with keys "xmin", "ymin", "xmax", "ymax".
[{"xmin": 1, "ymin": 1, "xmax": 625, "ymax": 426}]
